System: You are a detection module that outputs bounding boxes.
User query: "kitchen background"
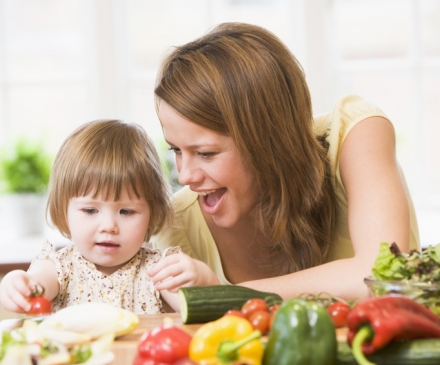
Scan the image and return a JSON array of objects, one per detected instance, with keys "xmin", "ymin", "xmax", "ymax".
[{"xmin": 0, "ymin": 0, "xmax": 439, "ymax": 253}]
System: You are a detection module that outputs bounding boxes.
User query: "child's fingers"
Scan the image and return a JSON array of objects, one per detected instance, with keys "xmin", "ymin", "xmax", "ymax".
[
  {"xmin": 149, "ymin": 262, "xmax": 185, "ymax": 285},
  {"xmin": 14, "ymin": 278, "xmax": 34, "ymax": 298},
  {"xmin": 154, "ymin": 273, "xmax": 191, "ymax": 292},
  {"xmin": 147, "ymin": 254, "xmax": 181, "ymax": 277},
  {"xmin": 2, "ymin": 290, "xmax": 31, "ymax": 313}
]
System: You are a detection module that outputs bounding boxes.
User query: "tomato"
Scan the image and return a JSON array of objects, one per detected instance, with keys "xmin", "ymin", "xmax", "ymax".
[
  {"xmin": 137, "ymin": 325, "xmax": 191, "ymax": 363},
  {"xmin": 224, "ymin": 309, "xmax": 246, "ymax": 319},
  {"xmin": 268, "ymin": 304, "xmax": 280, "ymax": 329},
  {"xmin": 241, "ymin": 298, "xmax": 268, "ymax": 319},
  {"xmin": 326, "ymin": 301, "xmax": 351, "ymax": 328},
  {"xmin": 248, "ymin": 310, "xmax": 271, "ymax": 335},
  {"xmin": 27, "ymin": 285, "xmax": 52, "ymax": 316},
  {"xmin": 172, "ymin": 358, "xmax": 198, "ymax": 365},
  {"xmin": 268, "ymin": 304, "xmax": 280, "ymax": 314}
]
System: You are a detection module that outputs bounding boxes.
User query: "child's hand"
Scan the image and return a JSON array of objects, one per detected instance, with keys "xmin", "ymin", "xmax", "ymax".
[
  {"xmin": 147, "ymin": 253, "xmax": 220, "ymax": 292},
  {"xmin": 0, "ymin": 270, "xmax": 38, "ymax": 313}
]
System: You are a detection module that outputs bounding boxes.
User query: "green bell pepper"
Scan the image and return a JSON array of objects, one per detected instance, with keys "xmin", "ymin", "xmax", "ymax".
[{"xmin": 263, "ymin": 298, "xmax": 337, "ymax": 365}]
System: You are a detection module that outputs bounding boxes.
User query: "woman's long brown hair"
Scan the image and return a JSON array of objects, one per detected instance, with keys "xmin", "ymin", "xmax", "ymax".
[{"xmin": 155, "ymin": 22, "xmax": 337, "ymax": 274}]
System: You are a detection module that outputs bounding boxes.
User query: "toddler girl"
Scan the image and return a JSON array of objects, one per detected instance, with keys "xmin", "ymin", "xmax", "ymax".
[{"xmin": 0, "ymin": 119, "xmax": 219, "ymax": 314}]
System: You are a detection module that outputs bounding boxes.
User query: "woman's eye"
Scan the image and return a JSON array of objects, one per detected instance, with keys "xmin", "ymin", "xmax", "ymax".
[
  {"xmin": 168, "ymin": 146, "xmax": 181, "ymax": 155},
  {"xmin": 198, "ymin": 151, "xmax": 215, "ymax": 158},
  {"xmin": 120, "ymin": 209, "xmax": 134, "ymax": 216},
  {"xmin": 82, "ymin": 208, "xmax": 97, "ymax": 215}
]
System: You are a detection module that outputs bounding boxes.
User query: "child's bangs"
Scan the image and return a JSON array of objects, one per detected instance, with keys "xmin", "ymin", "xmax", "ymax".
[{"xmin": 73, "ymin": 157, "xmax": 143, "ymax": 201}]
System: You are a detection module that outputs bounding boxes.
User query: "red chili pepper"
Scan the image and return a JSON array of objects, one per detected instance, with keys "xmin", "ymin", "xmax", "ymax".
[
  {"xmin": 133, "ymin": 323, "xmax": 192, "ymax": 365},
  {"xmin": 347, "ymin": 295, "xmax": 440, "ymax": 365}
]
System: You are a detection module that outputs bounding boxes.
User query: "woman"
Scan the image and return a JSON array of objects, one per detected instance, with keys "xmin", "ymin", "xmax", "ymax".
[{"xmin": 148, "ymin": 22, "xmax": 419, "ymax": 300}]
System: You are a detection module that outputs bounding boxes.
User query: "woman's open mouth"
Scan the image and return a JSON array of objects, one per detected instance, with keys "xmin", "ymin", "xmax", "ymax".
[{"xmin": 198, "ymin": 188, "xmax": 226, "ymax": 212}]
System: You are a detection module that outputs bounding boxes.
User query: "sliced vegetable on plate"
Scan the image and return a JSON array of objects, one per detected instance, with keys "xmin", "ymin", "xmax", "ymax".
[
  {"xmin": 0, "ymin": 302, "xmax": 139, "ymax": 364},
  {"xmin": 40, "ymin": 302, "xmax": 139, "ymax": 338}
]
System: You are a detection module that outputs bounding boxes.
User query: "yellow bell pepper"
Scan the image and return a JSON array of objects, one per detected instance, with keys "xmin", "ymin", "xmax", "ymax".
[{"xmin": 189, "ymin": 315, "xmax": 263, "ymax": 365}]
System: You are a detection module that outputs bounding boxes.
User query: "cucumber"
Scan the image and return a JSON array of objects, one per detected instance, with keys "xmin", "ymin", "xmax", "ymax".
[
  {"xmin": 337, "ymin": 339, "xmax": 440, "ymax": 365},
  {"xmin": 178, "ymin": 285, "xmax": 283, "ymax": 324}
]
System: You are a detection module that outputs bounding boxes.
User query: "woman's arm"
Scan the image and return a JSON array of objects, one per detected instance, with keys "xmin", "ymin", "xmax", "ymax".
[{"xmin": 240, "ymin": 117, "xmax": 411, "ymax": 301}]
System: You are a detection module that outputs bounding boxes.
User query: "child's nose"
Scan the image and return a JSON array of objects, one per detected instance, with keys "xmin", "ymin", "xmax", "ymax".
[{"xmin": 99, "ymin": 216, "xmax": 119, "ymax": 233}]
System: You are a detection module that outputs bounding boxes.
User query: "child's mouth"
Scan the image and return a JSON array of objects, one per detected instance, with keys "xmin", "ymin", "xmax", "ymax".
[{"xmin": 96, "ymin": 242, "xmax": 119, "ymax": 247}]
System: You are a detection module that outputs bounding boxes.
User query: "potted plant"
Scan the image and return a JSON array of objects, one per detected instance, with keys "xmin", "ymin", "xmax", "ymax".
[{"xmin": 0, "ymin": 138, "xmax": 52, "ymax": 237}]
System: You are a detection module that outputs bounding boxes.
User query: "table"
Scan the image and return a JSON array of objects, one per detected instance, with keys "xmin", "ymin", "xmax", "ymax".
[{"xmin": 110, "ymin": 313, "xmax": 201, "ymax": 365}]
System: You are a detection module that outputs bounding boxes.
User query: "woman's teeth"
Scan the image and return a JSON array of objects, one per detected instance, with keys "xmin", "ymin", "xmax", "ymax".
[{"xmin": 198, "ymin": 190, "xmax": 216, "ymax": 196}]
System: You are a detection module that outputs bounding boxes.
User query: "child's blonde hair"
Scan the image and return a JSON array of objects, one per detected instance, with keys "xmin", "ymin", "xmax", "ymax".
[{"xmin": 47, "ymin": 119, "xmax": 172, "ymax": 242}]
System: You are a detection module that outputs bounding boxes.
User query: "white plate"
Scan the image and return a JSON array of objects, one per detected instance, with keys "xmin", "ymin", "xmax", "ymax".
[{"xmin": 75, "ymin": 351, "xmax": 115, "ymax": 365}]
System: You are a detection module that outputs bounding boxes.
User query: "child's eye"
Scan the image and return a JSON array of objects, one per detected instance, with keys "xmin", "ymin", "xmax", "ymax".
[
  {"xmin": 82, "ymin": 208, "xmax": 97, "ymax": 215},
  {"xmin": 120, "ymin": 209, "xmax": 134, "ymax": 216}
]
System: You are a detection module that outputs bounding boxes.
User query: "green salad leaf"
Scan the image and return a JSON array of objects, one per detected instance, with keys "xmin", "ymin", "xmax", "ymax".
[
  {"xmin": 71, "ymin": 346, "xmax": 92, "ymax": 364},
  {"xmin": 370, "ymin": 241, "xmax": 440, "ymax": 316},
  {"xmin": 372, "ymin": 242, "xmax": 407, "ymax": 280}
]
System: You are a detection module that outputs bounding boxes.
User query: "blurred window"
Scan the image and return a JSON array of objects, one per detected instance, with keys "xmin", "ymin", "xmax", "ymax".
[{"xmin": 0, "ymin": 0, "xmax": 438, "ymax": 244}]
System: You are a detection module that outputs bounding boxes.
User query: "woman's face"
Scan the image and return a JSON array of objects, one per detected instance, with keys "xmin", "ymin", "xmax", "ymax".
[{"xmin": 159, "ymin": 101, "xmax": 258, "ymax": 228}]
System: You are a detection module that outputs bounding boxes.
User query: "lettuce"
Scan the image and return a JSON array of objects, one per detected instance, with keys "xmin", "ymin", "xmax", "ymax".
[{"xmin": 372, "ymin": 242, "xmax": 407, "ymax": 280}]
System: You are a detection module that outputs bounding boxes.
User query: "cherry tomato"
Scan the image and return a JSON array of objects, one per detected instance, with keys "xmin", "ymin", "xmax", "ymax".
[
  {"xmin": 241, "ymin": 298, "xmax": 268, "ymax": 319},
  {"xmin": 27, "ymin": 285, "xmax": 52, "ymax": 316},
  {"xmin": 268, "ymin": 304, "xmax": 280, "ymax": 328},
  {"xmin": 224, "ymin": 309, "xmax": 246, "ymax": 319},
  {"xmin": 268, "ymin": 304, "xmax": 281, "ymax": 314},
  {"xmin": 248, "ymin": 310, "xmax": 271, "ymax": 335},
  {"xmin": 327, "ymin": 301, "xmax": 351, "ymax": 328}
]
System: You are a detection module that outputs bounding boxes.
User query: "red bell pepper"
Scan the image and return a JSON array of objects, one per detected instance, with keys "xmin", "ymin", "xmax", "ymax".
[
  {"xmin": 347, "ymin": 295, "xmax": 440, "ymax": 365},
  {"xmin": 133, "ymin": 322, "xmax": 192, "ymax": 365}
]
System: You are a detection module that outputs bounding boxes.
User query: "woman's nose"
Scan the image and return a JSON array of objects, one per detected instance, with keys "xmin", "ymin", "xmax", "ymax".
[{"xmin": 177, "ymin": 157, "xmax": 204, "ymax": 186}]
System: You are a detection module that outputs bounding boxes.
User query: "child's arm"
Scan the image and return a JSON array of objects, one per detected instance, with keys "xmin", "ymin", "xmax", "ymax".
[
  {"xmin": 159, "ymin": 290, "xmax": 180, "ymax": 312},
  {"xmin": 147, "ymin": 253, "xmax": 220, "ymax": 293},
  {"xmin": 0, "ymin": 259, "xmax": 59, "ymax": 313}
]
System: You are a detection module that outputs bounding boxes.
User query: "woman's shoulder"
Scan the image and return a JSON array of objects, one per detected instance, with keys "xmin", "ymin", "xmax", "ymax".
[
  {"xmin": 323, "ymin": 94, "xmax": 392, "ymax": 157},
  {"xmin": 313, "ymin": 94, "xmax": 389, "ymax": 137},
  {"xmin": 331, "ymin": 94, "xmax": 391, "ymax": 129}
]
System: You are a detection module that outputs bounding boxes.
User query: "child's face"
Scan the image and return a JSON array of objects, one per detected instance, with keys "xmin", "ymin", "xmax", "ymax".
[{"xmin": 67, "ymin": 187, "xmax": 151, "ymax": 276}]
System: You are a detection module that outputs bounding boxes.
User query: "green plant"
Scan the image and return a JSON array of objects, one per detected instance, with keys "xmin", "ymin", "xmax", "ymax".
[{"xmin": 0, "ymin": 138, "xmax": 52, "ymax": 194}]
